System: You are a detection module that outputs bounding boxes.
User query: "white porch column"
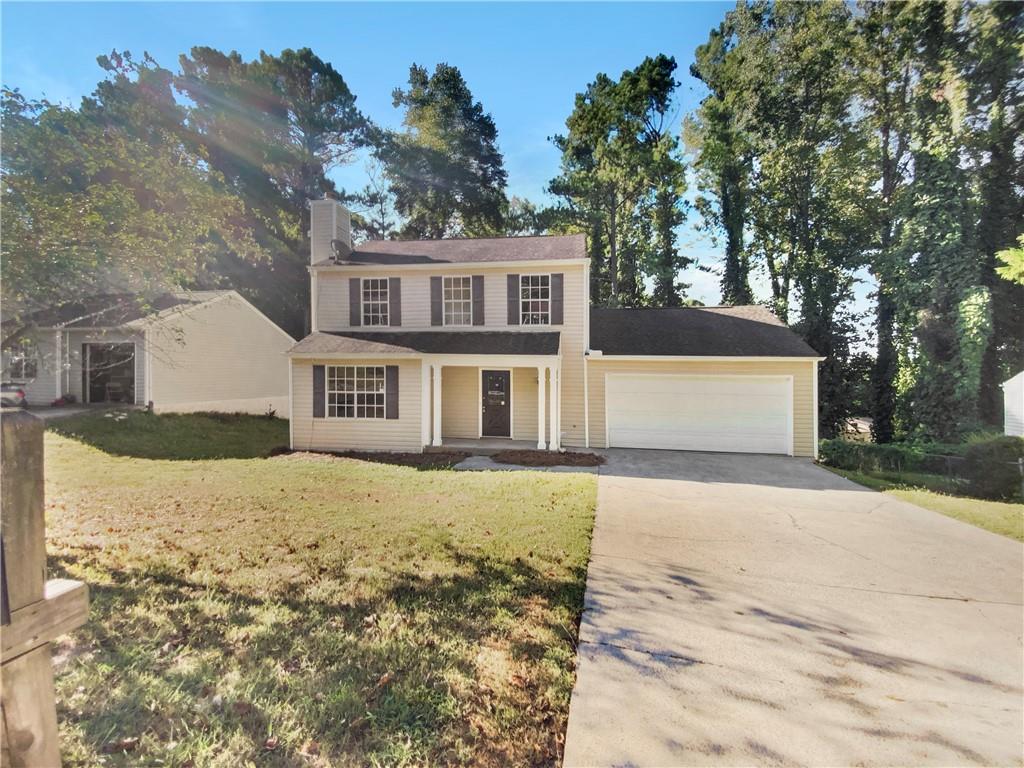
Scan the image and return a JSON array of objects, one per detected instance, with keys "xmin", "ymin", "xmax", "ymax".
[
  {"xmin": 549, "ymin": 366, "xmax": 560, "ymax": 451},
  {"xmin": 420, "ymin": 361, "xmax": 431, "ymax": 447},
  {"xmin": 536, "ymin": 366, "xmax": 547, "ymax": 450},
  {"xmin": 431, "ymin": 364, "xmax": 443, "ymax": 447}
]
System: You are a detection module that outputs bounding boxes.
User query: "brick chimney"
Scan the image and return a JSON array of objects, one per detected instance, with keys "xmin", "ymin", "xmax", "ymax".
[{"xmin": 309, "ymin": 196, "xmax": 351, "ymax": 264}]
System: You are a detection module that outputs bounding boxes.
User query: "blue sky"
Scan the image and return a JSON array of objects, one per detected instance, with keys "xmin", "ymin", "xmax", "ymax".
[{"xmin": 1, "ymin": 1, "xmax": 874, "ymax": 319}]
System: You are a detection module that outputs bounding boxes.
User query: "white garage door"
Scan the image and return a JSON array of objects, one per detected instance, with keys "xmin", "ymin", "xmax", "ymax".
[{"xmin": 606, "ymin": 374, "xmax": 793, "ymax": 455}]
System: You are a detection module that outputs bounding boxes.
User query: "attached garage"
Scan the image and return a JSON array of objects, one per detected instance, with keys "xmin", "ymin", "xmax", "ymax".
[
  {"xmin": 587, "ymin": 306, "xmax": 822, "ymax": 458},
  {"xmin": 606, "ymin": 373, "xmax": 793, "ymax": 455}
]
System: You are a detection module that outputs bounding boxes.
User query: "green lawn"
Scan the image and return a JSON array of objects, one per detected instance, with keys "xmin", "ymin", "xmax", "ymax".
[
  {"xmin": 45, "ymin": 413, "xmax": 596, "ymax": 766},
  {"xmin": 49, "ymin": 410, "xmax": 290, "ymax": 459},
  {"xmin": 827, "ymin": 467, "xmax": 1024, "ymax": 542}
]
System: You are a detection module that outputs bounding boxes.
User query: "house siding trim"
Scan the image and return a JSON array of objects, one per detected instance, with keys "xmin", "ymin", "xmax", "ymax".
[{"xmin": 310, "ymin": 258, "xmax": 588, "ymax": 273}]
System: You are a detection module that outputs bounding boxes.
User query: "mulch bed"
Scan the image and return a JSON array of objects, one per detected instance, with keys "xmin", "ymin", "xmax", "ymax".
[
  {"xmin": 271, "ymin": 449, "xmax": 470, "ymax": 469},
  {"xmin": 491, "ymin": 449, "xmax": 605, "ymax": 467}
]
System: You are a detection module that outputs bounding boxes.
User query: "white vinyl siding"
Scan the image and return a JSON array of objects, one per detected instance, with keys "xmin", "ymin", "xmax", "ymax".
[
  {"xmin": 145, "ymin": 294, "xmax": 291, "ymax": 414},
  {"xmin": 312, "ymin": 263, "xmax": 588, "ymax": 448},
  {"xmin": 291, "ymin": 359, "xmax": 421, "ymax": 452},
  {"xmin": 441, "ymin": 366, "xmax": 478, "ymax": 439}
]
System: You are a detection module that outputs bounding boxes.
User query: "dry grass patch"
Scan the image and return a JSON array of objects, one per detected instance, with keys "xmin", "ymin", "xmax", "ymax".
[{"xmin": 44, "ymin": 414, "xmax": 595, "ymax": 766}]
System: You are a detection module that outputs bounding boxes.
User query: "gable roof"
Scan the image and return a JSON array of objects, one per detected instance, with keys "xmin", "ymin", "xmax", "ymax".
[
  {"xmin": 318, "ymin": 233, "xmax": 586, "ymax": 267},
  {"xmin": 590, "ymin": 306, "xmax": 820, "ymax": 358},
  {"xmin": 288, "ymin": 330, "xmax": 560, "ymax": 357},
  {"xmin": 8, "ymin": 291, "xmax": 232, "ymax": 331}
]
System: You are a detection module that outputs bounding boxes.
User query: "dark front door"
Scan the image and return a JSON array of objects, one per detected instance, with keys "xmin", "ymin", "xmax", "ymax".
[{"xmin": 481, "ymin": 370, "xmax": 511, "ymax": 438}]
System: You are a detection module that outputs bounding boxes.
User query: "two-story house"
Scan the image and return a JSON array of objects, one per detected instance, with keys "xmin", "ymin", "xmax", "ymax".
[{"xmin": 287, "ymin": 198, "xmax": 822, "ymax": 457}]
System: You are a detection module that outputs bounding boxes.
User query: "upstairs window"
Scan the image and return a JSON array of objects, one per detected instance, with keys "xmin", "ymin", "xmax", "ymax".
[
  {"xmin": 362, "ymin": 278, "xmax": 389, "ymax": 326},
  {"xmin": 520, "ymin": 274, "xmax": 550, "ymax": 325},
  {"xmin": 443, "ymin": 276, "xmax": 473, "ymax": 326},
  {"xmin": 5, "ymin": 338, "xmax": 38, "ymax": 380},
  {"xmin": 327, "ymin": 365, "xmax": 385, "ymax": 419}
]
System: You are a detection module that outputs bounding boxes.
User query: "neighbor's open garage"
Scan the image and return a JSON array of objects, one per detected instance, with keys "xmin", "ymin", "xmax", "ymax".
[{"xmin": 604, "ymin": 373, "xmax": 794, "ymax": 455}]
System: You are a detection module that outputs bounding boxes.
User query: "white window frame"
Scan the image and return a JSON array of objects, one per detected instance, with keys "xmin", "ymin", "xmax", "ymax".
[
  {"xmin": 361, "ymin": 278, "xmax": 390, "ymax": 327},
  {"xmin": 520, "ymin": 273, "xmax": 551, "ymax": 326},
  {"xmin": 5, "ymin": 338, "xmax": 38, "ymax": 381},
  {"xmin": 443, "ymin": 275, "xmax": 473, "ymax": 327},
  {"xmin": 326, "ymin": 365, "xmax": 386, "ymax": 419}
]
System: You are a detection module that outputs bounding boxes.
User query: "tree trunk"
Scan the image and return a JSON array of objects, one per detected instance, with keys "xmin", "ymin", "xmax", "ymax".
[{"xmin": 871, "ymin": 285, "xmax": 898, "ymax": 442}]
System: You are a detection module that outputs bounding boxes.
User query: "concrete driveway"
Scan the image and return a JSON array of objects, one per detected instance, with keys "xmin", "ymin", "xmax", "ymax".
[{"xmin": 563, "ymin": 450, "xmax": 1023, "ymax": 767}]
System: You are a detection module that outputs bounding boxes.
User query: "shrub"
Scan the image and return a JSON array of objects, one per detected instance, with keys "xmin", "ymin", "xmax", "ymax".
[
  {"xmin": 962, "ymin": 436, "xmax": 1024, "ymax": 501},
  {"xmin": 818, "ymin": 439, "xmax": 926, "ymax": 473}
]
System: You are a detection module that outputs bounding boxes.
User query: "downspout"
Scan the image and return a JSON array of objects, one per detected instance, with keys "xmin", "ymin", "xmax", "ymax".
[
  {"xmin": 145, "ymin": 329, "xmax": 153, "ymax": 409},
  {"xmin": 583, "ymin": 259, "xmax": 591, "ymax": 448},
  {"xmin": 64, "ymin": 331, "xmax": 70, "ymax": 394},
  {"xmin": 311, "ymin": 269, "xmax": 319, "ymax": 332},
  {"xmin": 812, "ymin": 360, "xmax": 819, "ymax": 459},
  {"xmin": 584, "ymin": 354, "xmax": 590, "ymax": 448},
  {"xmin": 54, "ymin": 330, "xmax": 61, "ymax": 400}
]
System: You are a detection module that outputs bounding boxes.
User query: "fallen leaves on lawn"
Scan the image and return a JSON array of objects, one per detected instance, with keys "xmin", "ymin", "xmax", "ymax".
[{"xmin": 101, "ymin": 737, "xmax": 139, "ymax": 754}]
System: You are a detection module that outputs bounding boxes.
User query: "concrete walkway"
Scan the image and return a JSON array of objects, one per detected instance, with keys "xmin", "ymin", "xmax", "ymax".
[
  {"xmin": 563, "ymin": 450, "xmax": 1023, "ymax": 767},
  {"xmin": 25, "ymin": 404, "xmax": 136, "ymax": 422}
]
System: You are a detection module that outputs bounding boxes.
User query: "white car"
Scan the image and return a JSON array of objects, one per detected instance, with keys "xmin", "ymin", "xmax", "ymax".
[{"xmin": 1, "ymin": 383, "xmax": 27, "ymax": 408}]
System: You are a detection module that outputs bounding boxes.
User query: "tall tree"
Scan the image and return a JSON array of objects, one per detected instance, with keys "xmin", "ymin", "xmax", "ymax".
[
  {"xmin": 176, "ymin": 47, "xmax": 370, "ymax": 335},
  {"xmin": 686, "ymin": 14, "xmax": 755, "ymax": 305},
  {"xmin": 1, "ymin": 53, "xmax": 260, "ymax": 330},
  {"xmin": 381, "ymin": 63, "xmax": 507, "ymax": 239},
  {"xmin": 549, "ymin": 55, "xmax": 688, "ymax": 306},
  {"xmin": 965, "ymin": 1, "xmax": 1024, "ymax": 426},
  {"xmin": 900, "ymin": 1, "xmax": 990, "ymax": 440},
  {"xmin": 736, "ymin": 1, "xmax": 870, "ymax": 436},
  {"xmin": 618, "ymin": 56, "xmax": 690, "ymax": 306},
  {"xmin": 855, "ymin": 1, "xmax": 915, "ymax": 443}
]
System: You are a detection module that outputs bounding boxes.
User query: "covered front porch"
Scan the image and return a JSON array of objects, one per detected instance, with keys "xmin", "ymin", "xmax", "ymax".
[{"xmin": 421, "ymin": 355, "xmax": 562, "ymax": 451}]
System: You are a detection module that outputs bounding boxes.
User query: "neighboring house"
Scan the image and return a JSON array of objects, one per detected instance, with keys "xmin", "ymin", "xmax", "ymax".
[
  {"xmin": 3, "ymin": 291, "xmax": 295, "ymax": 415},
  {"xmin": 1003, "ymin": 371, "xmax": 1024, "ymax": 436},
  {"xmin": 287, "ymin": 198, "xmax": 823, "ymax": 457}
]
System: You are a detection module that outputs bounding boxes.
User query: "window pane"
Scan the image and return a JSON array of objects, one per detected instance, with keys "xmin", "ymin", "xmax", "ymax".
[
  {"xmin": 326, "ymin": 365, "xmax": 386, "ymax": 418},
  {"xmin": 443, "ymin": 276, "xmax": 472, "ymax": 326}
]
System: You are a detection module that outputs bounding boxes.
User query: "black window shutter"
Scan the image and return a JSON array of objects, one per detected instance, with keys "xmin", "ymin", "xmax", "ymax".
[
  {"xmin": 389, "ymin": 277, "xmax": 401, "ymax": 326},
  {"xmin": 472, "ymin": 275, "xmax": 485, "ymax": 325},
  {"xmin": 507, "ymin": 274, "xmax": 520, "ymax": 326},
  {"xmin": 349, "ymin": 279, "xmax": 361, "ymax": 326},
  {"xmin": 550, "ymin": 273, "xmax": 564, "ymax": 325},
  {"xmin": 430, "ymin": 276, "xmax": 443, "ymax": 326},
  {"xmin": 385, "ymin": 365, "xmax": 399, "ymax": 419},
  {"xmin": 313, "ymin": 365, "xmax": 325, "ymax": 418}
]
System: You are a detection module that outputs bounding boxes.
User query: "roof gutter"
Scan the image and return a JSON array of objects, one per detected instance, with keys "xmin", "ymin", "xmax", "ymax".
[
  {"xmin": 587, "ymin": 351, "xmax": 826, "ymax": 362},
  {"xmin": 308, "ymin": 258, "xmax": 589, "ymax": 273}
]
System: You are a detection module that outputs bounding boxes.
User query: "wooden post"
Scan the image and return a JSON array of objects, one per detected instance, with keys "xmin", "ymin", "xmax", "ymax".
[{"xmin": 1, "ymin": 410, "xmax": 88, "ymax": 767}]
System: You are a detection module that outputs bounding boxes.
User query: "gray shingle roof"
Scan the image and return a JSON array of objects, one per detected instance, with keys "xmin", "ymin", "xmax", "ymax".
[
  {"xmin": 590, "ymin": 306, "xmax": 820, "ymax": 357},
  {"xmin": 288, "ymin": 331, "xmax": 561, "ymax": 356},
  {"xmin": 7, "ymin": 291, "xmax": 231, "ymax": 330},
  {"xmin": 317, "ymin": 234, "xmax": 586, "ymax": 267}
]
